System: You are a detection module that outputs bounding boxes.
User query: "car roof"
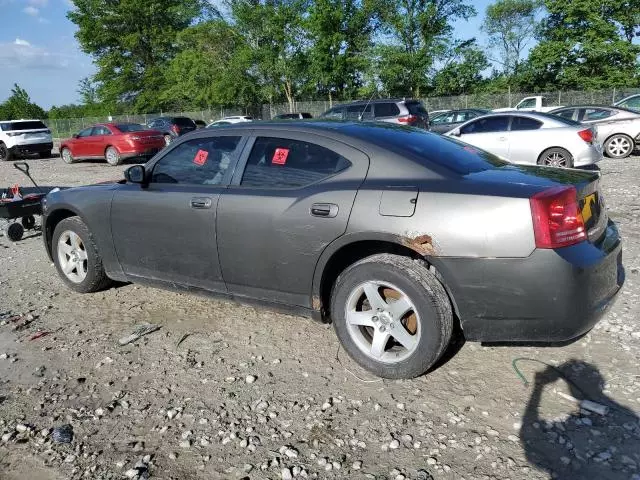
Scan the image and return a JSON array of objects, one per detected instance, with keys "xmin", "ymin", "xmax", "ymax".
[
  {"xmin": 330, "ymin": 99, "xmax": 423, "ymax": 107},
  {"xmin": 549, "ymin": 104, "xmax": 639, "ymax": 114}
]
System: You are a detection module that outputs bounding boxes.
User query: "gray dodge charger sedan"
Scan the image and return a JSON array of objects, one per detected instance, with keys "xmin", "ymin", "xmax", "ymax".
[{"xmin": 42, "ymin": 122, "xmax": 624, "ymax": 379}]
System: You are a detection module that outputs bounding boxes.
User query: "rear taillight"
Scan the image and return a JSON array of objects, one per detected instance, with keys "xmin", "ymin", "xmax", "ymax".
[
  {"xmin": 171, "ymin": 124, "xmax": 179, "ymax": 134},
  {"xmin": 530, "ymin": 186, "xmax": 586, "ymax": 249},
  {"xmin": 398, "ymin": 115, "xmax": 418, "ymax": 124},
  {"xmin": 578, "ymin": 128, "xmax": 593, "ymax": 143}
]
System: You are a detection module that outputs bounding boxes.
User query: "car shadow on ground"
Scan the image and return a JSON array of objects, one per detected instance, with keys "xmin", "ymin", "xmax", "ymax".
[{"xmin": 520, "ymin": 359, "xmax": 640, "ymax": 480}]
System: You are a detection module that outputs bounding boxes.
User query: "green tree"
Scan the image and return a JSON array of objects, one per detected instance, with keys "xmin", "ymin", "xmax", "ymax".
[
  {"xmin": 77, "ymin": 77, "xmax": 99, "ymax": 105},
  {"xmin": 432, "ymin": 40, "xmax": 490, "ymax": 95},
  {"xmin": 0, "ymin": 84, "xmax": 47, "ymax": 120},
  {"xmin": 306, "ymin": 0, "xmax": 381, "ymax": 102},
  {"xmin": 68, "ymin": 0, "xmax": 216, "ymax": 112},
  {"xmin": 162, "ymin": 20, "xmax": 259, "ymax": 110},
  {"xmin": 524, "ymin": 0, "xmax": 640, "ymax": 90},
  {"xmin": 375, "ymin": 0, "xmax": 476, "ymax": 97},
  {"xmin": 228, "ymin": 0, "xmax": 310, "ymax": 111},
  {"xmin": 482, "ymin": 0, "xmax": 539, "ymax": 75}
]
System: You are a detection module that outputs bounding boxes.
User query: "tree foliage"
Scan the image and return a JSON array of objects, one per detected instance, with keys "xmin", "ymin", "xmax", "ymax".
[
  {"xmin": 0, "ymin": 84, "xmax": 47, "ymax": 120},
  {"xmin": 482, "ymin": 0, "xmax": 539, "ymax": 75}
]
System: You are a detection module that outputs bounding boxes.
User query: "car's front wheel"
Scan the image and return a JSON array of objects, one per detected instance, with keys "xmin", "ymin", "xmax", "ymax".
[
  {"xmin": 331, "ymin": 254, "xmax": 453, "ymax": 379},
  {"xmin": 52, "ymin": 216, "xmax": 112, "ymax": 293},
  {"xmin": 604, "ymin": 134, "xmax": 634, "ymax": 159},
  {"xmin": 61, "ymin": 147, "xmax": 75, "ymax": 164},
  {"xmin": 0, "ymin": 143, "xmax": 12, "ymax": 162}
]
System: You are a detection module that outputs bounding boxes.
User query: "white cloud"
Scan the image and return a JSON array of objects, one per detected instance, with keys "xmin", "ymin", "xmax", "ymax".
[
  {"xmin": 23, "ymin": 5, "xmax": 39, "ymax": 15},
  {"xmin": 0, "ymin": 40, "xmax": 69, "ymax": 70}
]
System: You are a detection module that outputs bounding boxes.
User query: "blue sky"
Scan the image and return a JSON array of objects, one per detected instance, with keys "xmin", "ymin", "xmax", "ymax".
[{"xmin": 0, "ymin": 0, "xmax": 498, "ymax": 110}]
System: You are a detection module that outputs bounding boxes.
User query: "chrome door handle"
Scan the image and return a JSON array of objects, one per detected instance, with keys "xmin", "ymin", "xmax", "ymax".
[
  {"xmin": 310, "ymin": 203, "xmax": 338, "ymax": 218},
  {"xmin": 190, "ymin": 197, "xmax": 212, "ymax": 209}
]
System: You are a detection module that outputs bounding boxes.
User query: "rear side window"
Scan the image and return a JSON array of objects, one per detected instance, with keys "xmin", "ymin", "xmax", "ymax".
[
  {"xmin": 1, "ymin": 121, "xmax": 47, "ymax": 131},
  {"xmin": 151, "ymin": 136, "xmax": 241, "ymax": 185},
  {"xmin": 173, "ymin": 117, "xmax": 196, "ymax": 127},
  {"xmin": 510, "ymin": 116, "xmax": 542, "ymax": 131},
  {"xmin": 461, "ymin": 116, "xmax": 510, "ymax": 134},
  {"xmin": 346, "ymin": 105, "xmax": 373, "ymax": 121},
  {"xmin": 300, "ymin": 113, "xmax": 313, "ymax": 119},
  {"xmin": 241, "ymin": 137, "xmax": 351, "ymax": 189},
  {"xmin": 406, "ymin": 102, "xmax": 428, "ymax": 115},
  {"xmin": 77, "ymin": 127, "xmax": 93, "ymax": 138},
  {"xmin": 321, "ymin": 107, "xmax": 344, "ymax": 120},
  {"xmin": 375, "ymin": 103, "xmax": 401, "ymax": 118},
  {"xmin": 116, "ymin": 123, "xmax": 145, "ymax": 132},
  {"xmin": 92, "ymin": 126, "xmax": 112, "ymax": 135},
  {"xmin": 583, "ymin": 108, "xmax": 613, "ymax": 121}
]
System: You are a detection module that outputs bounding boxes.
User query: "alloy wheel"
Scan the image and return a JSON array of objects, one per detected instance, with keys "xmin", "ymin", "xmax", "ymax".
[
  {"xmin": 61, "ymin": 148, "xmax": 72, "ymax": 164},
  {"xmin": 607, "ymin": 136, "xmax": 632, "ymax": 158},
  {"xmin": 345, "ymin": 281, "xmax": 421, "ymax": 364},
  {"xmin": 57, "ymin": 230, "xmax": 88, "ymax": 283},
  {"xmin": 543, "ymin": 152, "xmax": 568, "ymax": 167}
]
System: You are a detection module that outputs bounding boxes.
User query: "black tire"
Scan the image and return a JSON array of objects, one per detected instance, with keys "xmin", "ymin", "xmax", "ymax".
[
  {"xmin": 330, "ymin": 254, "xmax": 453, "ymax": 379},
  {"xmin": 0, "ymin": 143, "xmax": 12, "ymax": 162},
  {"xmin": 61, "ymin": 147, "xmax": 75, "ymax": 164},
  {"xmin": 21, "ymin": 215, "xmax": 36, "ymax": 229},
  {"xmin": 604, "ymin": 134, "xmax": 634, "ymax": 159},
  {"xmin": 52, "ymin": 216, "xmax": 112, "ymax": 293},
  {"xmin": 537, "ymin": 147, "xmax": 574, "ymax": 168},
  {"xmin": 105, "ymin": 146, "xmax": 122, "ymax": 166},
  {"xmin": 38, "ymin": 151, "xmax": 52, "ymax": 159},
  {"xmin": 5, "ymin": 223, "xmax": 24, "ymax": 242}
]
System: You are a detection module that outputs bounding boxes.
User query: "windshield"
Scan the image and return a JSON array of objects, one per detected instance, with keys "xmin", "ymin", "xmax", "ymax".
[
  {"xmin": 535, "ymin": 112, "xmax": 581, "ymax": 126},
  {"xmin": 115, "ymin": 123, "xmax": 146, "ymax": 132},
  {"xmin": 406, "ymin": 102, "xmax": 428, "ymax": 115},
  {"xmin": 173, "ymin": 117, "xmax": 196, "ymax": 126},
  {"xmin": 0, "ymin": 121, "xmax": 47, "ymax": 131}
]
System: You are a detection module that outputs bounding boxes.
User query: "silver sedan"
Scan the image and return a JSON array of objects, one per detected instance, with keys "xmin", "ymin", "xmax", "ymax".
[
  {"xmin": 549, "ymin": 105, "xmax": 640, "ymax": 159},
  {"xmin": 445, "ymin": 112, "xmax": 603, "ymax": 168}
]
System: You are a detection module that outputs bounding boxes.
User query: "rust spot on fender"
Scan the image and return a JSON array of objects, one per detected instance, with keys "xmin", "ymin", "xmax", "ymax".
[
  {"xmin": 400, "ymin": 233, "xmax": 437, "ymax": 256},
  {"xmin": 312, "ymin": 295, "xmax": 322, "ymax": 311}
]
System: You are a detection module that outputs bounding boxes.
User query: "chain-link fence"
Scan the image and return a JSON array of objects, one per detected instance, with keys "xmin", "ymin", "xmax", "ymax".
[
  {"xmin": 45, "ymin": 106, "xmax": 260, "ymax": 139},
  {"xmin": 45, "ymin": 88, "xmax": 640, "ymax": 138}
]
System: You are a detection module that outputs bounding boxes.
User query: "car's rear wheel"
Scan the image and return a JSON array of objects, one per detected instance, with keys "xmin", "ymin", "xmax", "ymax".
[
  {"xmin": 61, "ymin": 147, "xmax": 75, "ymax": 164},
  {"xmin": 0, "ymin": 143, "xmax": 12, "ymax": 162},
  {"xmin": 538, "ymin": 147, "xmax": 574, "ymax": 168},
  {"xmin": 105, "ymin": 146, "xmax": 121, "ymax": 166},
  {"xmin": 331, "ymin": 254, "xmax": 453, "ymax": 379},
  {"xmin": 5, "ymin": 223, "xmax": 24, "ymax": 242},
  {"xmin": 52, "ymin": 216, "xmax": 112, "ymax": 293},
  {"xmin": 604, "ymin": 134, "xmax": 634, "ymax": 159}
]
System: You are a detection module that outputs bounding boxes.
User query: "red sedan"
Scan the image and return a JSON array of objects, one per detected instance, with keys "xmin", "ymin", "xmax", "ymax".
[{"xmin": 60, "ymin": 123, "xmax": 166, "ymax": 166}]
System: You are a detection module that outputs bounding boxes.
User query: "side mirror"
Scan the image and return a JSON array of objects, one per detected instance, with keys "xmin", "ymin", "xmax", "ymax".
[
  {"xmin": 72, "ymin": 134, "xmax": 79, "ymax": 139},
  {"xmin": 450, "ymin": 128, "xmax": 461, "ymax": 137},
  {"xmin": 125, "ymin": 165, "xmax": 145, "ymax": 184}
]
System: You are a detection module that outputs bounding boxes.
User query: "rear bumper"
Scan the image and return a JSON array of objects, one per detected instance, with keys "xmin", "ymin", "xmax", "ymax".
[
  {"xmin": 9, "ymin": 142, "xmax": 53, "ymax": 155},
  {"xmin": 434, "ymin": 221, "xmax": 624, "ymax": 342},
  {"xmin": 573, "ymin": 144, "xmax": 603, "ymax": 167},
  {"xmin": 120, "ymin": 146, "xmax": 163, "ymax": 159}
]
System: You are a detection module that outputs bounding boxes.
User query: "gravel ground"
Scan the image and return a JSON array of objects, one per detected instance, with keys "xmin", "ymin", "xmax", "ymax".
[{"xmin": 0, "ymin": 155, "xmax": 639, "ymax": 480}]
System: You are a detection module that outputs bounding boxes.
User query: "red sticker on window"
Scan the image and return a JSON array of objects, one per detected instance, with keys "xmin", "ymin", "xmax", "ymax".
[
  {"xmin": 193, "ymin": 149, "xmax": 209, "ymax": 166},
  {"xmin": 272, "ymin": 147, "xmax": 289, "ymax": 165}
]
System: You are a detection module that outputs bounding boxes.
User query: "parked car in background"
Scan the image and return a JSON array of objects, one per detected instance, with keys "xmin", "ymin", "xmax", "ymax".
[
  {"xmin": 59, "ymin": 123, "xmax": 165, "ymax": 166},
  {"xmin": 320, "ymin": 99, "xmax": 429, "ymax": 129},
  {"xmin": 194, "ymin": 119, "xmax": 207, "ymax": 129},
  {"xmin": 42, "ymin": 121, "xmax": 623, "ymax": 379},
  {"xmin": 428, "ymin": 109, "xmax": 451, "ymax": 117},
  {"xmin": 445, "ymin": 112, "xmax": 602, "ymax": 168},
  {"xmin": 549, "ymin": 105, "xmax": 640, "ymax": 158},
  {"xmin": 147, "ymin": 117, "xmax": 197, "ymax": 145},
  {"xmin": 614, "ymin": 94, "xmax": 640, "ymax": 112},
  {"xmin": 207, "ymin": 116, "xmax": 253, "ymax": 128},
  {"xmin": 429, "ymin": 109, "xmax": 490, "ymax": 134},
  {"xmin": 0, "ymin": 119, "xmax": 53, "ymax": 161},
  {"xmin": 493, "ymin": 96, "xmax": 562, "ymax": 113},
  {"xmin": 273, "ymin": 112, "xmax": 313, "ymax": 120}
]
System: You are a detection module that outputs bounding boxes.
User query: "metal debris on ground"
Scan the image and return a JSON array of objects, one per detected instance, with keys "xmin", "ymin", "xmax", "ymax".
[
  {"xmin": 118, "ymin": 323, "xmax": 161, "ymax": 346},
  {"xmin": 29, "ymin": 331, "xmax": 50, "ymax": 341},
  {"xmin": 52, "ymin": 424, "xmax": 73, "ymax": 443}
]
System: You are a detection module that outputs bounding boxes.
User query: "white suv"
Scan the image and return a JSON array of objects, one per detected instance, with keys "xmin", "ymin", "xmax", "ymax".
[{"xmin": 0, "ymin": 119, "xmax": 53, "ymax": 161}]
